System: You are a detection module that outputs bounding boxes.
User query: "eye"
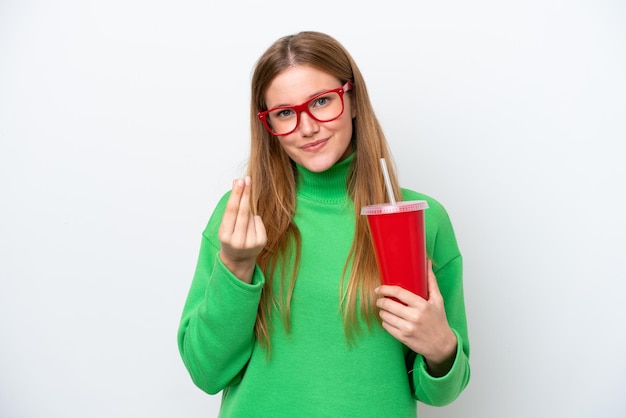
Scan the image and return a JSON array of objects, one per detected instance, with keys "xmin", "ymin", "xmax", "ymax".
[
  {"xmin": 271, "ymin": 108, "xmax": 295, "ymax": 119},
  {"xmin": 312, "ymin": 95, "xmax": 332, "ymax": 108}
]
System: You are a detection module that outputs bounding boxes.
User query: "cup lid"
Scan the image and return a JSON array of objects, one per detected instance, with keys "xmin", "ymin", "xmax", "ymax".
[{"xmin": 360, "ymin": 200, "xmax": 429, "ymax": 215}]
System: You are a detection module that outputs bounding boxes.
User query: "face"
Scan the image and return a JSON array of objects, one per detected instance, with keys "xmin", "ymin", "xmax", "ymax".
[{"xmin": 263, "ymin": 65, "xmax": 355, "ymax": 173}]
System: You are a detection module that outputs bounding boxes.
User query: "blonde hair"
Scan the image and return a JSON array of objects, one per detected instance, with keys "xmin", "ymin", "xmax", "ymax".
[{"xmin": 248, "ymin": 31, "xmax": 401, "ymax": 350}]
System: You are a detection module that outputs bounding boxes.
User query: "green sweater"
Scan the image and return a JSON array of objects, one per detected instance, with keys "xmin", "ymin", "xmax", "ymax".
[{"xmin": 178, "ymin": 155, "xmax": 470, "ymax": 417}]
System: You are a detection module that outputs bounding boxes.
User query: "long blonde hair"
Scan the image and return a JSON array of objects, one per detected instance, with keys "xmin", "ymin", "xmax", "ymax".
[{"xmin": 248, "ymin": 31, "xmax": 401, "ymax": 349}]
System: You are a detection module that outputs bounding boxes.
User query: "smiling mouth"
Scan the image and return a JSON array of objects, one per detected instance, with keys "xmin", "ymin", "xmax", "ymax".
[{"xmin": 301, "ymin": 139, "xmax": 327, "ymax": 150}]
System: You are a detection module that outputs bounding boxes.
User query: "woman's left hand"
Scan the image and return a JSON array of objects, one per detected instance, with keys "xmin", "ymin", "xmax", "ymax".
[{"xmin": 375, "ymin": 260, "xmax": 458, "ymax": 377}]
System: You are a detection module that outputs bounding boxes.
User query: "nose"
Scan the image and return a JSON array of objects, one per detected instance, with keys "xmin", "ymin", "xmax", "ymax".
[{"xmin": 298, "ymin": 111, "xmax": 319, "ymax": 136}]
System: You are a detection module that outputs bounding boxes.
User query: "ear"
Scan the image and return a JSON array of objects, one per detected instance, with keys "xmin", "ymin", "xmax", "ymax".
[{"xmin": 348, "ymin": 89, "xmax": 357, "ymax": 118}]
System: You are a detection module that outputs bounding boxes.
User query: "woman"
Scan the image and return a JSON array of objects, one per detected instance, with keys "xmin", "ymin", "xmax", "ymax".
[{"xmin": 178, "ymin": 31, "xmax": 470, "ymax": 417}]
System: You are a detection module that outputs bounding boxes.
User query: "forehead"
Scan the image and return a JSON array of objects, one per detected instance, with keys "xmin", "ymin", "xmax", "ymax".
[{"xmin": 265, "ymin": 65, "xmax": 341, "ymax": 107}]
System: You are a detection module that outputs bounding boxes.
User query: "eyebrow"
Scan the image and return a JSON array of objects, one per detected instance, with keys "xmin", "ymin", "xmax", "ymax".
[{"xmin": 268, "ymin": 87, "xmax": 337, "ymax": 109}]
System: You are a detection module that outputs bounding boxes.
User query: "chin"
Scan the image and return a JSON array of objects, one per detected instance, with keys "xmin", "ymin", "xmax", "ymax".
[
  {"xmin": 299, "ymin": 163, "xmax": 329, "ymax": 173},
  {"xmin": 302, "ymin": 156, "xmax": 340, "ymax": 172}
]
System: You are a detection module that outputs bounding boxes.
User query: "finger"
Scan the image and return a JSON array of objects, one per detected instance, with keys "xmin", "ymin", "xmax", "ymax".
[
  {"xmin": 232, "ymin": 177, "xmax": 253, "ymax": 240},
  {"xmin": 219, "ymin": 178, "xmax": 245, "ymax": 237},
  {"xmin": 375, "ymin": 284, "xmax": 409, "ymax": 301},
  {"xmin": 243, "ymin": 204, "xmax": 263, "ymax": 245},
  {"xmin": 378, "ymin": 308, "xmax": 407, "ymax": 332},
  {"xmin": 376, "ymin": 283, "xmax": 424, "ymax": 307},
  {"xmin": 376, "ymin": 287, "xmax": 418, "ymax": 317},
  {"xmin": 378, "ymin": 303, "xmax": 423, "ymax": 342}
]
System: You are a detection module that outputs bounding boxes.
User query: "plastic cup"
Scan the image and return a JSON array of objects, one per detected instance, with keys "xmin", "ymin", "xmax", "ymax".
[{"xmin": 361, "ymin": 201, "xmax": 429, "ymax": 300}]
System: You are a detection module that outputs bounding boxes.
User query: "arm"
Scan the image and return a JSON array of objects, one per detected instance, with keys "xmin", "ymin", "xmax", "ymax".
[
  {"xmin": 177, "ymin": 177, "xmax": 268, "ymax": 394},
  {"xmin": 411, "ymin": 255, "xmax": 470, "ymax": 406},
  {"xmin": 177, "ymin": 237, "xmax": 264, "ymax": 394},
  {"xmin": 376, "ymin": 202, "xmax": 470, "ymax": 406}
]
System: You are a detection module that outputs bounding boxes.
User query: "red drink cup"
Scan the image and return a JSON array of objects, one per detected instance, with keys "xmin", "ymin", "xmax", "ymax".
[{"xmin": 361, "ymin": 201, "xmax": 429, "ymax": 299}]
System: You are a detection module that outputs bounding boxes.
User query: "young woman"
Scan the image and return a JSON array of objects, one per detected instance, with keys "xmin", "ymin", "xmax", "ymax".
[{"xmin": 178, "ymin": 31, "xmax": 470, "ymax": 417}]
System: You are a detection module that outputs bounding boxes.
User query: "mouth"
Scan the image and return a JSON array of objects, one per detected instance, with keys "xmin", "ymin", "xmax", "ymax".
[{"xmin": 301, "ymin": 139, "xmax": 328, "ymax": 152}]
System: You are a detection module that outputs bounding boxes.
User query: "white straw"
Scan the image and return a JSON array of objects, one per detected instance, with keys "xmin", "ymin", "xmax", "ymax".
[{"xmin": 379, "ymin": 158, "xmax": 396, "ymax": 205}]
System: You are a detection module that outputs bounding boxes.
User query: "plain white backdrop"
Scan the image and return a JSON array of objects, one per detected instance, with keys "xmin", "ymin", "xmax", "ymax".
[{"xmin": 1, "ymin": 0, "xmax": 625, "ymax": 417}]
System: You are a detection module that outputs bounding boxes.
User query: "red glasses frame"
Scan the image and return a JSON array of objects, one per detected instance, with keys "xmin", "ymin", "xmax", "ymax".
[{"xmin": 257, "ymin": 81, "xmax": 353, "ymax": 136}]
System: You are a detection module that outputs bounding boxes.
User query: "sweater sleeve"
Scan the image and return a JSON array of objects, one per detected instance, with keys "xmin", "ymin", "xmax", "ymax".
[
  {"xmin": 409, "ymin": 200, "xmax": 471, "ymax": 406},
  {"xmin": 177, "ymin": 193, "xmax": 265, "ymax": 395}
]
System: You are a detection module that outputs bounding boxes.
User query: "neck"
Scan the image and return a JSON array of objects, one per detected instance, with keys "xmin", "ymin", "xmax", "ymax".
[{"xmin": 295, "ymin": 153, "xmax": 355, "ymax": 203}]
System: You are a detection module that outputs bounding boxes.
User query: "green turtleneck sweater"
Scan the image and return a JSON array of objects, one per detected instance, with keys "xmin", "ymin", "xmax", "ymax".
[{"xmin": 178, "ymin": 155, "xmax": 470, "ymax": 417}]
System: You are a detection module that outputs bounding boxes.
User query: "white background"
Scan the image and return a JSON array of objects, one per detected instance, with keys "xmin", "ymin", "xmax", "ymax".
[{"xmin": 1, "ymin": 1, "xmax": 625, "ymax": 417}]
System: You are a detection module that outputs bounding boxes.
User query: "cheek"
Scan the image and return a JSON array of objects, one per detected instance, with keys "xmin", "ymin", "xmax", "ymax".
[
  {"xmin": 277, "ymin": 135, "xmax": 295, "ymax": 147},
  {"xmin": 335, "ymin": 113, "xmax": 354, "ymax": 135},
  {"xmin": 276, "ymin": 135, "xmax": 298, "ymax": 155}
]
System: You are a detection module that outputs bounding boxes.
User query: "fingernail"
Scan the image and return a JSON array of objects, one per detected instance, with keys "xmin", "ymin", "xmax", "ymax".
[
  {"xmin": 245, "ymin": 176, "xmax": 251, "ymax": 185},
  {"xmin": 374, "ymin": 286, "xmax": 380, "ymax": 294},
  {"xmin": 237, "ymin": 178, "xmax": 244, "ymax": 187}
]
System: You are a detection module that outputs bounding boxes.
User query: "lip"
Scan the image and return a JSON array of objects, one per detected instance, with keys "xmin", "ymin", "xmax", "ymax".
[{"xmin": 301, "ymin": 139, "xmax": 328, "ymax": 152}]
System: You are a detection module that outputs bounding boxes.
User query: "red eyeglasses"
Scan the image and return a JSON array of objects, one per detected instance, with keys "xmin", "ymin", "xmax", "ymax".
[{"xmin": 257, "ymin": 81, "xmax": 353, "ymax": 136}]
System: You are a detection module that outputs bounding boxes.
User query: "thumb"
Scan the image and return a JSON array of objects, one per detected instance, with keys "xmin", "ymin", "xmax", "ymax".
[
  {"xmin": 253, "ymin": 215, "xmax": 268, "ymax": 243},
  {"xmin": 427, "ymin": 259, "xmax": 443, "ymax": 303}
]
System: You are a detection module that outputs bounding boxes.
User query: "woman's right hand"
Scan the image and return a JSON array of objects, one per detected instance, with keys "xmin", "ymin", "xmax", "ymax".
[{"xmin": 217, "ymin": 176, "xmax": 267, "ymax": 283}]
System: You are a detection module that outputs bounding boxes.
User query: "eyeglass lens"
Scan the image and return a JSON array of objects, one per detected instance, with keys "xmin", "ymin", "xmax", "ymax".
[{"xmin": 266, "ymin": 91, "xmax": 344, "ymax": 135}]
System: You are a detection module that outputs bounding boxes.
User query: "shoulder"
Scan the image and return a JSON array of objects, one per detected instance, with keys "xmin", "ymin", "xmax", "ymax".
[
  {"xmin": 401, "ymin": 188, "xmax": 461, "ymax": 262},
  {"xmin": 400, "ymin": 188, "xmax": 449, "ymax": 222}
]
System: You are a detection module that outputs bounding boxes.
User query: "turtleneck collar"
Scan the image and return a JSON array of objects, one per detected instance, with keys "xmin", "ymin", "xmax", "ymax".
[{"xmin": 295, "ymin": 153, "xmax": 355, "ymax": 204}]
